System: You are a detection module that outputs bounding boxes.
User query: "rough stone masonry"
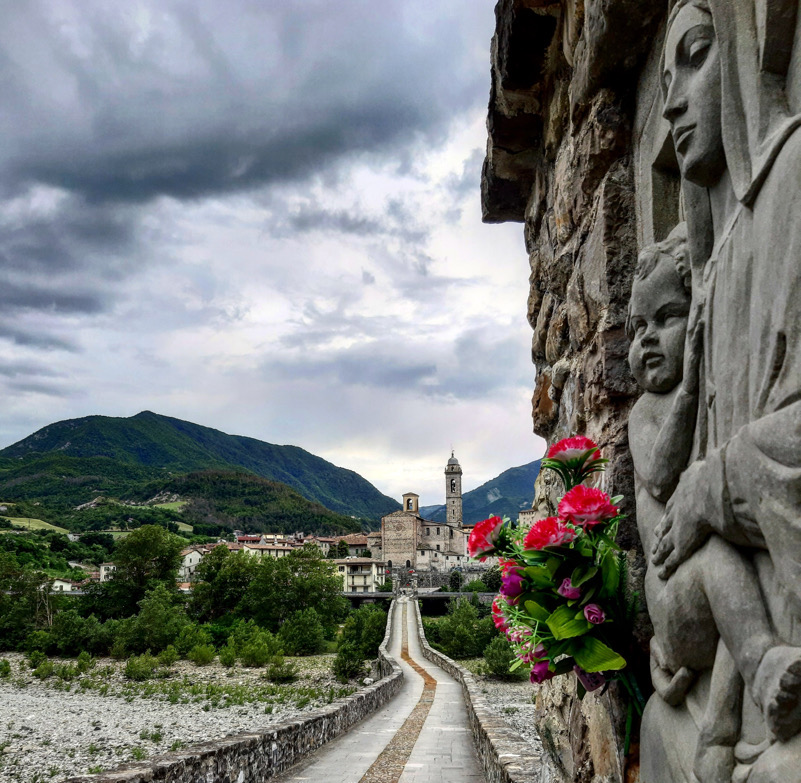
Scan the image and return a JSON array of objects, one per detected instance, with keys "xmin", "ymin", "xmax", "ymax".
[{"xmin": 483, "ymin": 1, "xmax": 801, "ymax": 782}]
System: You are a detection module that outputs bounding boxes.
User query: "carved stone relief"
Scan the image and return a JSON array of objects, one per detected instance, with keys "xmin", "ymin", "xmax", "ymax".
[{"xmin": 629, "ymin": 1, "xmax": 801, "ymax": 780}]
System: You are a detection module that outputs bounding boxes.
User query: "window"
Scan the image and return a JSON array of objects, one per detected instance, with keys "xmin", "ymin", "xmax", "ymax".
[
  {"xmin": 339, "ymin": 567, "xmax": 344, "ymax": 572},
  {"xmin": 406, "ymin": 560, "xmax": 411, "ymax": 569},
  {"xmin": 426, "ymin": 528, "xmax": 430, "ymax": 535},
  {"xmin": 450, "ymin": 529, "xmax": 453, "ymax": 538},
  {"xmin": 407, "ymin": 499, "xmax": 413, "ymax": 510},
  {"xmin": 436, "ymin": 528, "xmax": 440, "ymax": 535},
  {"xmin": 436, "ymin": 544, "xmax": 440, "ymax": 551}
]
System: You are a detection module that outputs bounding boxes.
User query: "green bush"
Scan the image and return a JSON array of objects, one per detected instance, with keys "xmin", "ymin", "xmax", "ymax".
[
  {"xmin": 436, "ymin": 598, "xmax": 496, "ymax": 659},
  {"xmin": 279, "ymin": 608, "xmax": 325, "ymax": 656},
  {"xmin": 482, "ymin": 636, "xmax": 522, "ymax": 679},
  {"xmin": 240, "ymin": 630, "xmax": 282, "ymax": 668},
  {"xmin": 27, "ymin": 650, "xmax": 47, "ymax": 669},
  {"xmin": 77, "ymin": 651, "xmax": 95, "ymax": 673},
  {"xmin": 332, "ymin": 641, "xmax": 366, "ymax": 682},
  {"xmin": 33, "ymin": 660, "xmax": 54, "ymax": 680},
  {"xmin": 265, "ymin": 656, "xmax": 299, "ymax": 683},
  {"xmin": 449, "ymin": 570, "xmax": 464, "ymax": 592},
  {"xmin": 157, "ymin": 645, "xmax": 179, "ymax": 667},
  {"xmin": 25, "ymin": 631, "xmax": 53, "ymax": 655},
  {"xmin": 339, "ymin": 605, "xmax": 387, "ymax": 660},
  {"xmin": 187, "ymin": 644, "xmax": 215, "ymax": 666},
  {"xmin": 124, "ymin": 653, "xmax": 158, "ymax": 681},
  {"xmin": 55, "ymin": 663, "xmax": 79, "ymax": 681},
  {"xmin": 482, "ymin": 566, "xmax": 502, "ymax": 593},
  {"xmin": 0, "ymin": 659, "xmax": 10, "ymax": 678},
  {"xmin": 464, "ymin": 580, "xmax": 487, "ymax": 593},
  {"xmin": 175, "ymin": 624, "xmax": 212, "ymax": 657},
  {"xmin": 219, "ymin": 640, "xmax": 237, "ymax": 668}
]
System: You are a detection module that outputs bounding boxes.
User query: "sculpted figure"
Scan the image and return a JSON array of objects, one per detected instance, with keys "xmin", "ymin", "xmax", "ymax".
[{"xmin": 637, "ymin": 0, "xmax": 801, "ymax": 780}]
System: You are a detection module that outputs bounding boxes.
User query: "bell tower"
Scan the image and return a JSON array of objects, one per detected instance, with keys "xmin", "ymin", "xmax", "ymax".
[{"xmin": 445, "ymin": 452, "xmax": 463, "ymax": 528}]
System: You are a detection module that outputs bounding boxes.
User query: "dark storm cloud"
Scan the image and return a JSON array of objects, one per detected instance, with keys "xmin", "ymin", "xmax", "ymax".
[
  {"xmin": 0, "ymin": 1, "xmax": 487, "ymax": 204},
  {"xmin": 0, "ymin": 281, "xmax": 105, "ymax": 315}
]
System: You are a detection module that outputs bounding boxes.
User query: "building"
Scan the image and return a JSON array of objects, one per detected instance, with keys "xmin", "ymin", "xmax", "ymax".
[
  {"xmin": 334, "ymin": 558, "xmax": 386, "ymax": 593},
  {"xmin": 242, "ymin": 543, "xmax": 294, "ymax": 559},
  {"xmin": 99, "ymin": 563, "xmax": 117, "ymax": 582},
  {"xmin": 380, "ymin": 454, "xmax": 470, "ymax": 576}
]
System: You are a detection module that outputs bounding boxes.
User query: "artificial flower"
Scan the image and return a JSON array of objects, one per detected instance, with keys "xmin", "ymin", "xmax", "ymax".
[
  {"xmin": 530, "ymin": 660, "xmax": 555, "ymax": 684},
  {"xmin": 558, "ymin": 486, "xmax": 618, "ymax": 529},
  {"xmin": 584, "ymin": 604, "xmax": 606, "ymax": 625},
  {"xmin": 557, "ymin": 577, "xmax": 581, "ymax": 600},
  {"xmin": 467, "ymin": 515, "xmax": 504, "ymax": 559},
  {"xmin": 500, "ymin": 565, "xmax": 525, "ymax": 601},
  {"xmin": 491, "ymin": 596, "xmax": 509, "ymax": 633},
  {"xmin": 547, "ymin": 436, "xmax": 601, "ymax": 463},
  {"xmin": 523, "ymin": 516, "xmax": 577, "ymax": 550}
]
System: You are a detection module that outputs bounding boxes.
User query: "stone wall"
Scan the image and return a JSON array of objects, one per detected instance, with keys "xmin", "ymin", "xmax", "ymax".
[
  {"xmin": 63, "ymin": 601, "xmax": 403, "ymax": 783},
  {"xmin": 482, "ymin": 1, "xmax": 669, "ymax": 780}
]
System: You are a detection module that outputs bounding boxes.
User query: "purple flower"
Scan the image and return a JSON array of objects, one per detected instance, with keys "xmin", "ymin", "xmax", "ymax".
[
  {"xmin": 500, "ymin": 566, "xmax": 525, "ymax": 601},
  {"xmin": 584, "ymin": 604, "xmax": 606, "ymax": 625},
  {"xmin": 557, "ymin": 578, "xmax": 581, "ymax": 600},
  {"xmin": 530, "ymin": 660, "xmax": 555, "ymax": 684},
  {"xmin": 533, "ymin": 643, "xmax": 547, "ymax": 659}
]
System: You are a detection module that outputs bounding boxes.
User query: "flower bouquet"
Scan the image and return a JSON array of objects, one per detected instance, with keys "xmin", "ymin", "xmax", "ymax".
[{"xmin": 468, "ymin": 437, "xmax": 641, "ymax": 705}]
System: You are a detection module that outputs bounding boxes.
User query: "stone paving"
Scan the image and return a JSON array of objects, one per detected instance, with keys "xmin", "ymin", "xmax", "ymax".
[{"xmin": 273, "ymin": 597, "xmax": 486, "ymax": 783}]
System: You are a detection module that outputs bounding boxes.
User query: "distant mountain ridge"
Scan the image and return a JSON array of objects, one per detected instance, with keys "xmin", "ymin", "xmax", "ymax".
[
  {"xmin": 419, "ymin": 460, "xmax": 541, "ymax": 525},
  {"xmin": 0, "ymin": 411, "xmax": 401, "ymax": 520}
]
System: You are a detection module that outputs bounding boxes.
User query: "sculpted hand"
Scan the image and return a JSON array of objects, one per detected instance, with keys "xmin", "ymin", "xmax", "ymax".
[{"xmin": 652, "ymin": 461, "xmax": 712, "ymax": 579}]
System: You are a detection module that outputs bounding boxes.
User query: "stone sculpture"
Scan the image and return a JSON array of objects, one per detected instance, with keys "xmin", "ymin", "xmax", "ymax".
[{"xmin": 632, "ymin": 1, "xmax": 801, "ymax": 781}]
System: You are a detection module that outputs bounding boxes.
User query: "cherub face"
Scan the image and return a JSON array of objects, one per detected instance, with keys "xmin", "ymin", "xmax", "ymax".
[{"xmin": 628, "ymin": 257, "xmax": 690, "ymax": 393}]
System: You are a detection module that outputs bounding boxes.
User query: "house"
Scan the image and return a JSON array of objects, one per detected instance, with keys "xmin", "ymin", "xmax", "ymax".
[
  {"xmin": 305, "ymin": 536, "xmax": 336, "ymax": 556},
  {"xmin": 179, "ymin": 546, "xmax": 211, "ymax": 581},
  {"xmin": 335, "ymin": 533, "xmax": 370, "ymax": 557},
  {"xmin": 99, "ymin": 563, "xmax": 117, "ymax": 582},
  {"xmin": 51, "ymin": 578, "xmax": 76, "ymax": 592},
  {"xmin": 242, "ymin": 543, "xmax": 294, "ymax": 559},
  {"xmin": 334, "ymin": 558, "xmax": 386, "ymax": 593}
]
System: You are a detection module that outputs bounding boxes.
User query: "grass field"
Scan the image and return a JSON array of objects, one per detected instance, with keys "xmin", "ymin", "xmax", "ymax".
[
  {"xmin": 5, "ymin": 517, "xmax": 69, "ymax": 534},
  {"xmin": 154, "ymin": 501, "xmax": 188, "ymax": 512}
]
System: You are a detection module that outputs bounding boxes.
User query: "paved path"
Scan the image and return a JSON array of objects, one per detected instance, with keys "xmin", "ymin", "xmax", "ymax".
[{"xmin": 272, "ymin": 598, "xmax": 485, "ymax": 783}]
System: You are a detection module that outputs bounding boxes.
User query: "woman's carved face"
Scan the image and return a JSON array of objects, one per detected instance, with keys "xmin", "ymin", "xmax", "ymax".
[{"xmin": 662, "ymin": 5, "xmax": 725, "ymax": 187}]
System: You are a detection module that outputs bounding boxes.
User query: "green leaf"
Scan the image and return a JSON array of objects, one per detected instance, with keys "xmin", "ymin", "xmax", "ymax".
[
  {"xmin": 600, "ymin": 552, "xmax": 621, "ymax": 596},
  {"xmin": 570, "ymin": 565, "xmax": 598, "ymax": 588},
  {"xmin": 572, "ymin": 636, "xmax": 627, "ymax": 673},
  {"xmin": 577, "ymin": 681, "xmax": 587, "ymax": 700},
  {"xmin": 524, "ymin": 600, "xmax": 551, "ymax": 623},
  {"xmin": 545, "ymin": 557, "xmax": 561, "ymax": 576},
  {"xmin": 546, "ymin": 605, "xmax": 592, "ymax": 640},
  {"xmin": 509, "ymin": 657, "xmax": 525, "ymax": 671},
  {"xmin": 553, "ymin": 657, "xmax": 576, "ymax": 675},
  {"xmin": 524, "ymin": 566, "xmax": 556, "ymax": 588}
]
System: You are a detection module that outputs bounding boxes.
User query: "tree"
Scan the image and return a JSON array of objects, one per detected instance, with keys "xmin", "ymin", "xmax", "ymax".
[
  {"xmin": 449, "ymin": 570, "xmax": 464, "ymax": 592},
  {"xmin": 336, "ymin": 539, "xmax": 349, "ymax": 558},
  {"xmin": 113, "ymin": 525, "xmax": 184, "ymax": 590},
  {"xmin": 127, "ymin": 583, "xmax": 188, "ymax": 654},
  {"xmin": 279, "ymin": 608, "xmax": 325, "ymax": 655},
  {"xmin": 483, "ymin": 565, "xmax": 502, "ymax": 592},
  {"xmin": 190, "ymin": 547, "xmax": 259, "ymax": 622},
  {"xmin": 241, "ymin": 547, "xmax": 347, "ymax": 633}
]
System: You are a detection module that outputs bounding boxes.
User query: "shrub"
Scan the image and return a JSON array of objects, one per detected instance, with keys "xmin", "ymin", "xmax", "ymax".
[
  {"xmin": 333, "ymin": 641, "xmax": 366, "ymax": 682},
  {"xmin": 482, "ymin": 636, "xmax": 522, "ymax": 679},
  {"xmin": 464, "ymin": 580, "xmax": 488, "ymax": 593},
  {"xmin": 0, "ymin": 659, "xmax": 10, "ymax": 678},
  {"xmin": 449, "ymin": 570, "xmax": 464, "ymax": 592},
  {"xmin": 436, "ymin": 598, "xmax": 496, "ymax": 659},
  {"xmin": 26, "ymin": 631, "xmax": 53, "ymax": 655},
  {"xmin": 187, "ymin": 644, "xmax": 215, "ymax": 666},
  {"xmin": 77, "ymin": 651, "xmax": 95, "ymax": 673},
  {"xmin": 27, "ymin": 650, "xmax": 47, "ymax": 669},
  {"xmin": 33, "ymin": 660, "xmax": 54, "ymax": 680},
  {"xmin": 174, "ymin": 623, "xmax": 211, "ymax": 657},
  {"xmin": 124, "ymin": 653, "xmax": 158, "ymax": 681},
  {"xmin": 482, "ymin": 566, "xmax": 502, "ymax": 593},
  {"xmin": 219, "ymin": 639, "xmax": 237, "ymax": 668},
  {"xmin": 157, "ymin": 645, "xmax": 179, "ymax": 667},
  {"xmin": 279, "ymin": 608, "xmax": 325, "ymax": 656},
  {"xmin": 240, "ymin": 630, "xmax": 282, "ymax": 668},
  {"xmin": 265, "ymin": 657, "xmax": 299, "ymax": 683},
  {"xmin": 340, "ymin": 605, "xmax": 387, "ymax": 660},
  {"xmin": 55, "ymin": 663, "xmax": 79, "ymax": 681}
]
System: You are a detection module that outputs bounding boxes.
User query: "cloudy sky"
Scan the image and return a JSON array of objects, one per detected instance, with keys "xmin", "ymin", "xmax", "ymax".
[{"xmin": 0, "ymin": 0, "xmax": 545, "ymax": 505}]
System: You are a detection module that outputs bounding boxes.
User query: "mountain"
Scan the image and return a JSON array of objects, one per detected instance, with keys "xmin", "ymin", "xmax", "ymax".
[
  {"xmin": 419, "ymin": 460, "xmax": 541, "ymax": 524},
  {"xmin": 0, "ymin": 411, "xmax": 401, "ymax": 521}
]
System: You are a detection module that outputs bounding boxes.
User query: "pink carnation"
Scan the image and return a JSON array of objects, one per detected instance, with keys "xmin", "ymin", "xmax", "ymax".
[
  {"xmin": 491, "ymin": 597, "xmax": 509, "ymax": 633},
  {"xmin": 467, "ymin": 515, "xmax": 504, "ymax": 559},
  {"xmin": 547, "ymin": 436, "xmax": 601, "ymax": 463},
  {"xmin": 558, "ymin": 486, "xmax": 618, "ymax": 529},
  {"xmin": 523, "ymin": 517, "xmax": 577, "ymax": 551}
]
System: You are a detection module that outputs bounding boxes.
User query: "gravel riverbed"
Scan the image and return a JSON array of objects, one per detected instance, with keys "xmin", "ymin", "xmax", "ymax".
[{"xmin": 0, "ymin": 652, "xmax": 356, "ymax": 783}]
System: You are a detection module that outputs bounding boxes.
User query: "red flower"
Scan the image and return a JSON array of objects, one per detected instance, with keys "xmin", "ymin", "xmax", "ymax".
[
  {"xmin": 530, "ymin": 660, "xmax": 555, "ymax": 684},
  {"xmin": 491, "ymin": 596, "xmax": 509, "ymax": 633},
  {"xmin": 498, "ymin": 556, "xmax": 517, "ymax": 576},
  {"xmin": 558, "ymin": 486, "xmax": 618, "ymax": 529},
  {"xmin": 467, "ymin": 515, "xmax": 504, "ymax": 559},
  {"xmin": 547, "ymin": 436, "xmax": 600, "ymax": 464},
  {"xmin": 523, "ymin": 517, "xmax": 577, "ymax": 550}
]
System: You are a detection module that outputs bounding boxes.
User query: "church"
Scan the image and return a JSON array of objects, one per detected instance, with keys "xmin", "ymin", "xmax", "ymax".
[{"xmin": 380, "ymin": 453, "xmax": 470, "ymax": 574}]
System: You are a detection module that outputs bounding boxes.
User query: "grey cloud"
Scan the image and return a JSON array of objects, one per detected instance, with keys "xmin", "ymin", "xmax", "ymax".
[
  {"xmin": 0, "ymin": 360, "xmax": 61, "ymax": 378},
  {"xmin": 0, "ymin": 1, "xmax": 488, "ymax": 204},
  {"xmin": 5, "ymin": 380, "xmax": 74, "ymax": 397},
  {"xmin": 361, "ymin": 269, "xmax": 375, "ymax": 285},
  {"xmin": 0, "ymin": 323, "xmax": 79, "ymax": 352},
  {"xmin": 0, "ymin": 281, "xmax": 105, "ymax": 315}
]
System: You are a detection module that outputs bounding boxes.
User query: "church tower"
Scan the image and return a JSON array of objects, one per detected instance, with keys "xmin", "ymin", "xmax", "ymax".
[{"xmin": 445, "ymin": 452, "xmax": 463, "ymax": 528}]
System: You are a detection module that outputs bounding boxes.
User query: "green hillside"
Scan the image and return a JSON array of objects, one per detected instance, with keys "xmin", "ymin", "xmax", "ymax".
[
  {"xmin": 0, "ymin": 411, "xmax": 400, "ymax": 520},
  {"xmin": 420, "ymin": 460, "xmax": 541, "ymax": 525}
]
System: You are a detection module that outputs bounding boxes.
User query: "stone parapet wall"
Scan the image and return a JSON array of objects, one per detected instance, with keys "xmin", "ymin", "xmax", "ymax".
[
  {"xmin": 63, "ymin": 601, "xmax": 403, "ymax": 783},
  {"xmin": 413, "ymin": 600, "xmax": 547, "ymax": 783}
]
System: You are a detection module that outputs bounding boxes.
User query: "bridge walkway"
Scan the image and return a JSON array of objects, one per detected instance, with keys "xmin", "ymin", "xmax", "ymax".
[{"xmin": 272, "ymin": 597, "xmax": 485, "ymax": 783}]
